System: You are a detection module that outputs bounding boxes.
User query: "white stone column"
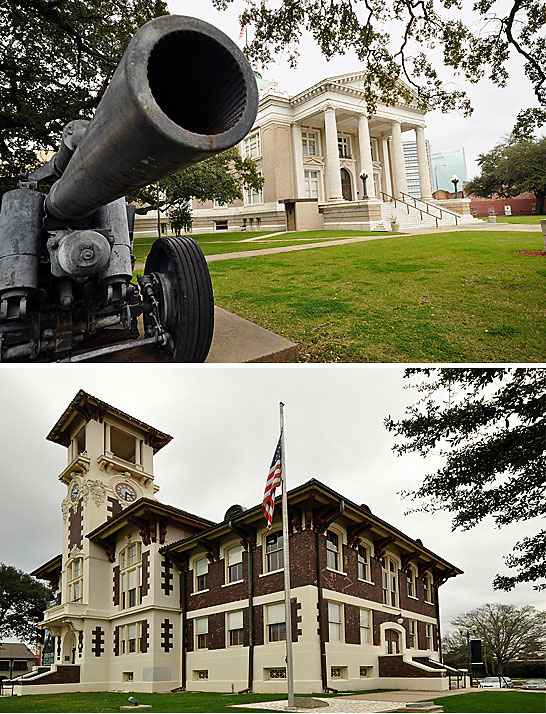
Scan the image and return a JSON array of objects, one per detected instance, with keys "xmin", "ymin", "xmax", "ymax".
[
  {"xmin": 292, "ymin": 123, "xmax": 306, "ymax": 198},
  {"xmin": 391, "ymin": 120, "xmax": 408, "ymax": 198},
  {"xmin": 415, "ymin": 125, "xmax": 433, "ymax": 200},
  {"xmin": 323, "ymin": 105, "xmax": 343, "ymax": 201},
  {"xmin": 381, "ymin": 137, "xmax": 393, "ymax": 197},
  {"xmin": 358, "ymin": 113, "xmax": 376, "ymax": 199}
]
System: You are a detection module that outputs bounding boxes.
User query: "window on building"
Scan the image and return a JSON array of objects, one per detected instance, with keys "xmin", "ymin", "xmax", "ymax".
[
  {"xmin": 120, "ymin": 623, "xmax": 142, "ymax": 654},
  {"xmin": 227, "ymin": 545, "xmax": 243, "ymax": 583},
  {"xmin": 304, "ymin": 170, "xmax": 319, "ymax": 199},
  {"xmin": 68, "ymin": 558, "xmax": 83, "ymax": 602},
  {"xmin": 338, "ymin": 136, "xmax": 351, "ymax": 158},
  {"xmin": 360, "ymin": 666, "xmax": 372, "ymax": 677},
  {"xmin": 408, "ymin": 619, "xmax": 417, "ymax": 648},
  {"xmin": 110, "ymin": 426, "xmax": 136, "ymax": 463},
  {"xmin": 471, "ymin": 207, "xmax": 478, "ymax": 216},
  {"xmin": 426, "ymin": 623, "xmax": 432, "ymax": 649},
  {"xmin": 228, "ymin": 610, "xmax": 244, "ymax": 646},
  {"xmin": 326, "ymin": 530, "xmax": 340, "ymax": 570},
  {"xmin": 12, "ymin": 661, "xmax": 27, "ymax": 671},
  {"xmin": 407, "ymin": 567, "xmax": 416, "ymax": 598},
  {"xmin": 195, "ymin": 557, "xmax": 208, "ymax": 592},
  {"xmin": 120, "ymin": 543, "xmax": 142, "ymax": 609},
  {"xmin": 302, "ymin": 131, "xmax": 318, "ymax": 156},
  {"xmin": 359, "ymin": 608, "xmax": 371, "ymax": 644},
  {"xmin": 266, "ymin": 667, "xmax": 286, "ymax": 679},
  {"xmin": 424, "ymin": 573, "xmax": 433, "ymax": 603},
  {"xmin": 194, "ymin": 670, "xmax": 208, "ymax": 680},
  {"xmin": 215, "ymin": 220, "xmax": 228, "ymax": 230},
  {"xmin": 357, "ymin": 545, "xmax": 369, "ymax": 581},
  {"xmin": 196, "ymin": 617, "xmax": 209, "ymax": 649},
  {"xmin": 328, "ymin": 602, "xmax": 342, "ymax": 641},
  {"xmin": 73, "ymin": 425, "xmax": 86, "ymax": 459},
  {"xmin": 267, "ymin": 603, "xmax": 286, "ymax": 642},
  {"xmin": 330, "ymin": 666, "xmax": 346, "ymax": 679},
  {"xmin": 266, "ymin": 531, "xmax": 283, "ymax": 572},
  {"xmin": 213, "ymin": 199, "xmax": 226, "ymax": 208},
  {"xmin": 0, "ymin": 661, "xmax": 9, "ymax": 671},
  {"xmin": 381, "ymin": 556, "xmax": 398, "ymax": 607},
  {"xmin": 244, "ymin": 132, "xmax": 261, "ymax": 158},
  {"xmin": 245, "ymin": 173, "xmax": 263, "ymax": 205}
]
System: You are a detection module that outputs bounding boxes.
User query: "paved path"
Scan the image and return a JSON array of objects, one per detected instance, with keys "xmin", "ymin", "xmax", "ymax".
[
  {"xmin": 338, "ymin": 688, "xmax": 476, "ymax": 701},
  {"xmin": 134, "ymin": 223, "xmax": 542, "ymax": 270}
]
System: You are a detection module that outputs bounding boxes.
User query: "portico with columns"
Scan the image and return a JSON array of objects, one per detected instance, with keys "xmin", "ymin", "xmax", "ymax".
[{"xmin": 190, "ymin": 71, "xmax": 469, "ymax": 233}]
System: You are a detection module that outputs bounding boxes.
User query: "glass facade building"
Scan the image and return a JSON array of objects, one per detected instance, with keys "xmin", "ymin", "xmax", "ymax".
[
  {"xmin": 403, "ymin": 140, "xmax": 433, "ymax": 198},
  {"xmin": 430, "ymin": 148, "xmax": 468, "ymax": 192}
]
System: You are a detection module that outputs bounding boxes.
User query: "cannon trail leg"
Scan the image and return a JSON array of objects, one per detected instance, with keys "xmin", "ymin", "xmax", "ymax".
[{"xmin": 143, "ymin": 236, "xmax": 214, "ymax": 362}]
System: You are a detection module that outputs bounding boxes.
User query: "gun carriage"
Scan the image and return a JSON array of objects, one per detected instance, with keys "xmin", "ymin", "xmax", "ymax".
[{"xmin": 0, "ymin": 15, "xmax": 259, "ymax": 362}]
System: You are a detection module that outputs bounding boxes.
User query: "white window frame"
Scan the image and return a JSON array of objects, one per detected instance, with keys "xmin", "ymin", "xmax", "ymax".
[
  {"xmin": 357, "ymin": 544, "xmax": 370, "ymax": 582},
  {"xmin": 302, "ymin": 130, "xmax": 318, "ymax": 156},
  {"xmin": 425, "ymin": 623, "xmax": 432, "ymax": 649},
  {"xmin": 67, "ymin": 558, "xmax": 83, "ymax": 603},
  {"xmin": 195, "ymin": 617, "xmax": 209, "ymax": 650},
  {"xmin": 265, "ymin": 530, "xmax": 284, "ymax": 573},
  {"xmin": 120, "ymin": 622, "xmax": 142, "ymax": 655},
  {"xmin": 194, "ymin": 556, "xmax": 209, "ymax": 593},
  {"xmin": 227, "ymin": 610, "xmax": 244, "ymax": 647},
  {"xmin": 381, "ymin": 556, "xmax": 399, "ymax": 608},
  {"xmin": 408, "ymin": 619, "xmax": 417, "ymax": 648},
  {"xmin": 328, "ymin": 601, "xmax": 343, "ymax": 642},
  {"xmin": 245, "ymin": 171, "xmax": 264, "ymax": 206},
  {"xmin": 406, "ymin": 565, "xmax": 417, "ymax": 598},
  {"xmin": 243, "ymin": 131, "xmax": 261, "ymax": 159},
  {"xmin": 338, "ymin": 135, "xmax": 351, "ymax": 159},
  {"xmin": 326, "ymin": 529, "xmax": 341, "ymax": 571},
  {"xmin": 226, "ymin": 545, "xmax": 244, "ymax": 584},
  {"xmin": 119, "ymin": 542, "xmax": 142, "ymax": 610},
  {"xmin": 424, "ymin": 572, "xmax": 433, "ymax": 603},
  {"xmin": 359, "ymin": 608, "xmax": 372, "ymax": 644},
  {"xmin": 304, "ymin": 169, "xmax": 320, "ymax": 199},
  {"xmin": 266, "ymin": 602, "xmax": 286, "ymax": 643}
]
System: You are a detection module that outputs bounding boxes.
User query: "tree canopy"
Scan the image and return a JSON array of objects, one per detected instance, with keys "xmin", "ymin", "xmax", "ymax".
[
  {"xmin": 385, "ymin": 368, "xmax": 546, "ymax": 591},
  {"xmin": 465, "ymin": 136, "xmax": 546, "ymax": 214},
  {"xmin": 442, "ymin": 603, "xmax": 546, "ymax": 675},
  {"xmin": 213, "ymin": 0, "xmax": 545, "ymax": 136},
  {"xmin": 0, "ymin": 0, "xmax": 169, "ymax": 193},
  {"xmin": 0, "ymin": 563, "xmax": 52, "ymax": 644}
]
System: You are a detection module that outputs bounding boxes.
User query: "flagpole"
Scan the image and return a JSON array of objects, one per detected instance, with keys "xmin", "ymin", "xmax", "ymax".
[{"xmin": 280, "ymin": 402, "xmax": 295, "ymax": 708}]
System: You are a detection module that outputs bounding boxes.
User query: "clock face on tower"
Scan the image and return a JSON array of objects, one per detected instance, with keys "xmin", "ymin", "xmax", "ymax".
[
  {"xmin": 70, "ymin": 483, "xmax": 80, "ymax": 502},
  {"xmin": 115, "ymin": 482, "xmax": 137, "ymax": 503}
]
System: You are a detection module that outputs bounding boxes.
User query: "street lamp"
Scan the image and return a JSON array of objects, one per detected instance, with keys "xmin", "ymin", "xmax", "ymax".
[
  {"xmin": 359, "ymin": 170, "xmax": 369, "ymax": 199},
  {"xmin": 452, "ymin": 174, "xmax": 460, "ymax": 199},
  {"xmin": 459, "ymin": 624, "xmax": 478, "ymax": 687}
]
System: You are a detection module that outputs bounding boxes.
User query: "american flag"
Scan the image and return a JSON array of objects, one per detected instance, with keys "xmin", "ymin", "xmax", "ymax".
[
  {"xmin": 262, "ymin": 436, "xmax": 282, "ymax": 531},
  {"xmin": 239, "ymin": 26, "xmax": 245, "ymax": 40}
]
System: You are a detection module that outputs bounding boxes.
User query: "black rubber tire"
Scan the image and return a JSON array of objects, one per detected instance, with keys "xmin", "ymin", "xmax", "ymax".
[{"xmin": 144, "ymin": 236, "xmax": 214, "ymax": 362}]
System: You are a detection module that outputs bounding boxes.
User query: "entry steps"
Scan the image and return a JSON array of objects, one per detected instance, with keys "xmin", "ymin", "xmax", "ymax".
[{"xmin": 380, "ymin": 192, "xmax": 480, "ymax": 231}]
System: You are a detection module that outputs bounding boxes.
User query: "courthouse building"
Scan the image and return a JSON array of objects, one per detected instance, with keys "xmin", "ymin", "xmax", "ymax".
[
  {"xmin": 12, "ymin": 392, "xmax": 464, "ymax": 696},
  {"xmin": 189, "ymin": 72, "xmax": 474, "ymax": 233}
]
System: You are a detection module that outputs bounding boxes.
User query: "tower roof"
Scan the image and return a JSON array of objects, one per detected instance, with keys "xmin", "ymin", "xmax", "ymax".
[{"xmin": 47, "ymin": 390, "xmax": 172, "ymax": 452}]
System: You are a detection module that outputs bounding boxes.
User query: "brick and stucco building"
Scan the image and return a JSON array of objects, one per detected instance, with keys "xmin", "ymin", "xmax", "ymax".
[{"xmin": 14, "ymin": 391, "xmax": 463, "ymax": 696}]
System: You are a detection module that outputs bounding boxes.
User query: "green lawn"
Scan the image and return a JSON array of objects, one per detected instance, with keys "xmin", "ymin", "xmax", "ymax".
[
  {"xmin": 434, "ymin": 691, "xmax": 546, "ymax": 712},
  {"xmin": 479, "ymin": 215, "xmax": 546, "ymax": 225},
  {"xmin": 0, "ymin": 690, "xmax": 543, "ymax": 713},
  {"xmin": 208, "ymin": 230, "xmax": 546, "ymax": 362}
]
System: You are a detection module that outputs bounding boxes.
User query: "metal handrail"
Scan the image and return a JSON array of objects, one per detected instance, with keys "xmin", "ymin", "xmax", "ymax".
[
  {"xmin": 380, "ymin": 191, "xmax": 439, "ymax": 228},
  {"xmin": 400, "ymin": 192, "xmax": 460, "ymax": 225}
]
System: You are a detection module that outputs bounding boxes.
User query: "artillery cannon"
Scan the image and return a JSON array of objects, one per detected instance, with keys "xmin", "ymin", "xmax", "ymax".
[{"xmin": 0, "ymin": 15, "xmax": 259, "ymax": 362}]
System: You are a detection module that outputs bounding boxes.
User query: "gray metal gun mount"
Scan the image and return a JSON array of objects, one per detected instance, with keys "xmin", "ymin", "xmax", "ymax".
[{"xmin": 0, "ymin": 15, "xmax": 259, "ymax": 362}]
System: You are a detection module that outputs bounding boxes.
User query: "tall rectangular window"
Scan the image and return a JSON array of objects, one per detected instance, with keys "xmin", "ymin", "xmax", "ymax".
[
  {"xmin": 244, "ymin": 132, "xmax": 261, "ymax": 158},
  {"xmin": 408, "ymin": 619, "xmax": 417, "ymax": 648},
  {"xmin": 196, "ymin": 617, "xmax": 209, "ymax": 649},
  {"xmin": 267, "ymin": 603, "xmax": 286, "ymax": 642},
  {"xmin": 228, "ymin": 610, "xmax": 244, "ymax": 646},
  {"xmin": 245, "ymin": 172, "xmax": 263, "ymax": 205},
  {"xmin": 359, "ymin": 608, "xmax": 371, "ymax": 644},
  {"xmin": 302, "ymin": 131, "xmax": 317, "ymax": 156},
  {"xmin": 326, "ymin": 530, "xmax": 339, "ymax": 570},
  {"xmin": 328, "ymin": 602, "xmax": 342, "ymax": 641},
  {"xmin": 195, "ymin": 557, "xmax": 208, "ymax": 592},
  {"xmin": 407, "ymin": 568, "xmax": 416, "ymax": 598},
  {"xmin": 338, "ymin": 136, "xmax": 351, "ymax": 158},
  {"xmin": 266, "ymin": 531, "xmax": 283, "ymax": 572},
  {"xmin": 227, "ymin": 546, "xmax": 243, "ymax": 583},
  {"xmin": 304, "ymin": 170, "xmax": 319, "ymax": 199},
  {"xmin": 381, "ymin": 557, "xmax": 398, "ymax": 607},
  {"xmin": 357, "ymin": 545, "xmax": 369, "ymax": 581},
  {"xmin": 426, "ymin": 623, "xmax": 432, "ymax": 649}
]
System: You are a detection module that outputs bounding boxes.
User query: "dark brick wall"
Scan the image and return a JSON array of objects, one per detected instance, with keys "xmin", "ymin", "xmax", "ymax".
[
  {"xmin": 208, "ymin": 612, "xmax": 225, "ymax": 650},
  {"xmin": 113, "ymin": 565, "xmax": 120, "ymax": 606},
  {"xmin": 372, "ymin": 610, "xmax": 393, "ymax": 647},
  {"xmin": 417, "ymin": 620, "xmax": 427, "ymax": 650},
  {"xmin": 291, "ymin": 598, "xmax": 302, "ymax": 643},
  {"xmin": 140, "ymin": 620, "xmax": 149, "ymax": 653},
  {"xmin": 344, "ymin": 603, "xmax": 361, "ymax": 645},
  {"xmin": 78, "ymin": 631, "xmax": 83, "ymax": 657},
  {"xmin": 114, "ymin": 626, "xmax": 120, "ymax": 656},
  {"xmin": 161, "ymin": 619, "xmax": 174, "ymax": 652},
  {"xmin": 161, "ymin": 558, "xmax": 174, "ymax": 595},
  {"xmin": 68, "ymin": 501, "xmax": 83, "ymax": 550},
  {"xmin": 398, "ymin": 570, "xmax": 436, "ymax": 617},
  {"xmin": 91, "ymin": 626, "xmax": 104, "ymax": 657},
  {"xmin": 379, "ymin": 655, "xmax": 443, "ymax": 678},
  {"xmin": 20, "ymin": 665, "xmax": 80, "ymax": 685},
  {"xmin": 141, "ymin": 551, "xmax": 150, "ymax": 597},
  {"xmin": 107, "ymin": 497, "xmax": 122, "ymax": 520},
  {"xmin": 186, "ymin": 619, "xmax": 194, "ymax": 653}
]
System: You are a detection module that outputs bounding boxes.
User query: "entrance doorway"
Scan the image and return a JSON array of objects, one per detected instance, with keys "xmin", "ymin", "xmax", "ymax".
[
  {"xmin": 385, "ymin": 629, "xmax": 400, "ymax": 654},
  {"xmin": 62, "ymin": 631, "xmax": 76, "ymax": 664},
  {"xmin": 340, "ymin": 169, "xmax": 353, "ymax": 201}
]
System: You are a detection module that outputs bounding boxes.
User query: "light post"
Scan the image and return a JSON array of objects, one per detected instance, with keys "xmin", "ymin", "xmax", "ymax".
[
  {"xmin": 458, "ymin": 624, "xmax": 477, "ymax": 687},
  {"xmin": 452, "ymin": 174, "xmax": 460, "ymax": 199},
  {"xmin": 359, "ymin": 170, "xmax": 369, "ymax": 199}
]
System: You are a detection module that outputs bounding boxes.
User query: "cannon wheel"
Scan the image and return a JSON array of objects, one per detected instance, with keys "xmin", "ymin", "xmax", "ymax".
[{"xmin": 144, "ymin": 236, "xmax": 214, "ymax": 362}]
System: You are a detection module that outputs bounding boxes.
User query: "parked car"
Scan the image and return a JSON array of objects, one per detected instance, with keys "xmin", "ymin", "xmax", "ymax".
[
  {"xmin": 521, "ymin": 679, "xmax": 546, "ymax": 690},
  {"xmin": 479, "ymin": 676, "xmax": 514, "ymax": 688}
]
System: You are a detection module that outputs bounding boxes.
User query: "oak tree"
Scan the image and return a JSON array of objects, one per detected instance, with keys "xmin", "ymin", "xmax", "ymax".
[
  {"xmin": 213, "ymin": 0, "xmax": 545, "ymax": 136},
  {"xmin": 0, "ymin": 563, "xmax": 52, "ymax": 644},
  {"xmin": 465, "ymin": 137, "xmax": 546, "ymax": 214},
  {"xmin": 385, "ymin": 368, "xmax": 546, "ymax": 591}
]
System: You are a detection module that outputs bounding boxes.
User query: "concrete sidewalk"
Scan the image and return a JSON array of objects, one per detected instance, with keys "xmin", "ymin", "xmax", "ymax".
[{"xmin": 338, "ymin": 688, "xmax": 477, "ymax": 702}]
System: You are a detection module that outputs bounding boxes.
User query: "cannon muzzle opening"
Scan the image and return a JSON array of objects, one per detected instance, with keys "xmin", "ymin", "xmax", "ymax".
[{"xmin": 46, "ymin": 15, "xmax": 259, "ymax": 222}]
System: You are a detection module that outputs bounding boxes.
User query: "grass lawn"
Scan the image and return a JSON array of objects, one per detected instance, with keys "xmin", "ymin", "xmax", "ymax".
[
  {"xmin": 433, "ymin": 691, "xmax": 546, "ymax": 712},
  {"xmin": 1, "ymin": 690, "xmax": 543, "ymax": 713},
  {"xmin": 478, "ymin": 215, "xmax": 546, "ymax": 225},
  {"xmin": 208, "ymin": 229, "xmax": 546, "ymax": 362}
]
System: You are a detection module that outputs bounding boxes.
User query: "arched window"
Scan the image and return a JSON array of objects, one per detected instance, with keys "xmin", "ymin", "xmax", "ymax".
[
  {"xmin": 406, "ymin": 565, "xmax": 417, "ymax": 598},
  {"xmin": 195, "ymin": 557, "xmax": 208, "ymax": 592},
  {"xmin": 381, "ymin": 556, "xmax": 398, "ymax": 607},
  {"xmin": 67, "ymin": 559, "xmax": 83, "ymax": 602},
  {"xmin": 120, "ymin": 542, "xmax": 142, "ymax": 609},
  {"xmin": 424, "ymin": 572, "xmax": 433, "ymax": 603},
  {"xmin": 265, "ymin": 531, "xmax": 283, "ymax": 572},
  {"xmin": 326, "ymin": 530, "xmax": 340, "ymax": 570},
  {"xmin": 226, "ymin": 545, "xmax": 243, "ymax": 583},
  {"xmin": 357, "ymin": 544, "xmax": 370, "ymax": 581}
]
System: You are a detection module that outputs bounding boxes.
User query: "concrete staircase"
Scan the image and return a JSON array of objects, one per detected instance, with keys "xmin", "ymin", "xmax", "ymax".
[{"xmin": 381, "ymin": 196, "xmax": 479, "ymax": 231}]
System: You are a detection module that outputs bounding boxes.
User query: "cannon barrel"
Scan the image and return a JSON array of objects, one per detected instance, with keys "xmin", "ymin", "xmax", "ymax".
[{"xmin": 45, "ymin": 15, "xmax": 259, "ymax": 222}]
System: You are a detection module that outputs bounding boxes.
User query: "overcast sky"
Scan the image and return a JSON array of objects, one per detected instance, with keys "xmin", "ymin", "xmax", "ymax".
[
  {"xmin": 170, "ymin": 0, "xmax": 540, "ymax": 179},
  {"xmin": 0, "ymin": 366, "xmax": 542, "ymax": 636}
]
